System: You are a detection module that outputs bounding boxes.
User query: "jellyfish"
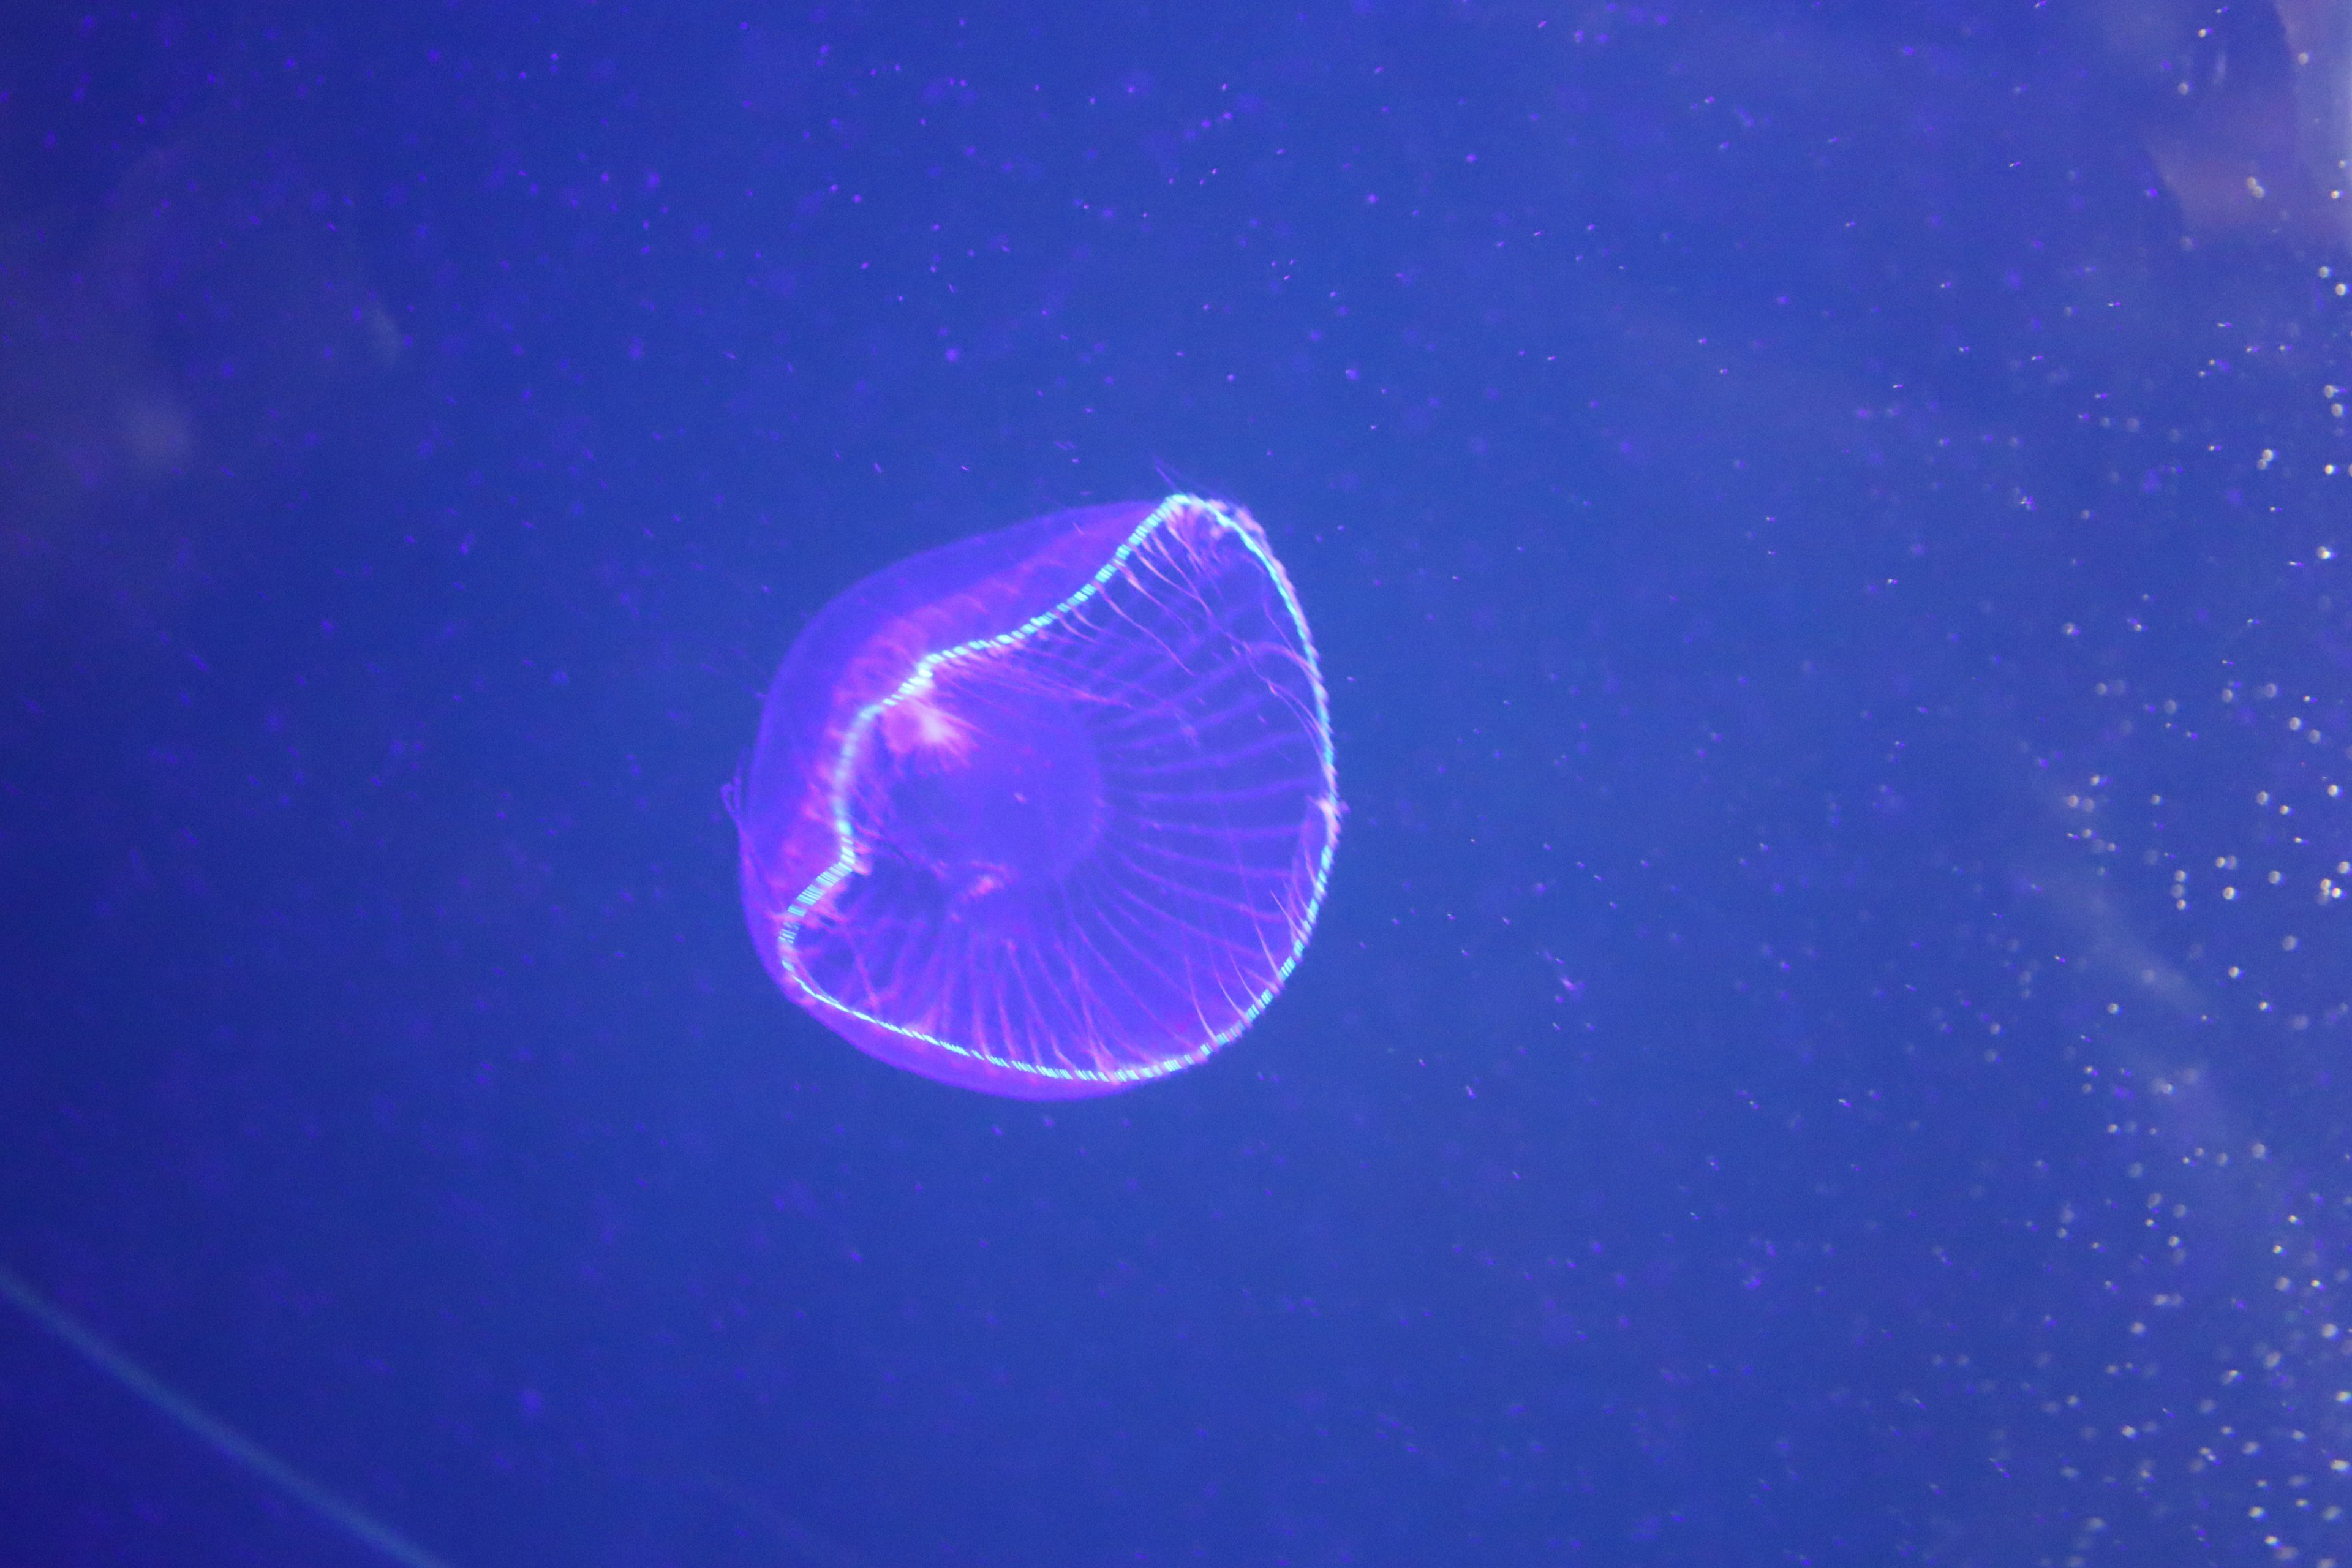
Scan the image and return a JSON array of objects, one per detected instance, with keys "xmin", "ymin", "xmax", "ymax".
[{"xmin": 734, "ymin": 494, "xmax": 1338, "ymax": 1098}]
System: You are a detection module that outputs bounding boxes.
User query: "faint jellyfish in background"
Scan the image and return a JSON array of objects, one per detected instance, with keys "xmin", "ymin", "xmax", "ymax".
[
  {"xmin": 2090, "ymin": 0, "xmax": 2352, "ymax": 246},
  {"xmin": 734, "ymin": 494, "xmax": 1340, "ymax": 1099}
]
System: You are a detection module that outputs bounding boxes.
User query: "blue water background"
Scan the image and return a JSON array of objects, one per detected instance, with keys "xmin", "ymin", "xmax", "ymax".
[{"xmin": 4, "ymin": 3, "xmax": 2350, "ymax": 1564}]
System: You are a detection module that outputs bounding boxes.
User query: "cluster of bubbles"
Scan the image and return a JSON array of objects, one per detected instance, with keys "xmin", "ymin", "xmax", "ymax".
[{"xmin": 2019, "ymin": 372, "xmax": 2352, "ymax": 1559}]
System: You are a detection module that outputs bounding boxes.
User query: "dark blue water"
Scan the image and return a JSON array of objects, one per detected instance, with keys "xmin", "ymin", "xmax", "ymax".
[{"xmin": 5, "ymin": 3, "xmax": 2350, "ymax": 1563}]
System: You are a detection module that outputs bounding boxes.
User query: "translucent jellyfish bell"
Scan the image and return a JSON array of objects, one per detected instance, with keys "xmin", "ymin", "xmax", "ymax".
[{"xmin": 735, "ymin": 494, "xmax": 1340, "ymax": 1098}]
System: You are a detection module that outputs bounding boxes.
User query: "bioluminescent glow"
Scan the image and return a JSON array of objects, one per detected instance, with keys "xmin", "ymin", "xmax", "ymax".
[{"xmin": 735, "ymin": 494, "xmax": 1338, "ymax": 1098}]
